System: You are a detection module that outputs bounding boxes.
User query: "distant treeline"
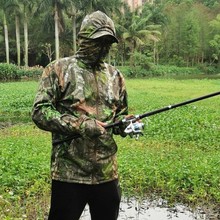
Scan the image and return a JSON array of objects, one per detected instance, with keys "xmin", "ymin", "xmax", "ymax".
[{"xmin": 0, "ymin": 0, "xmax": 220, "ymax": 72}]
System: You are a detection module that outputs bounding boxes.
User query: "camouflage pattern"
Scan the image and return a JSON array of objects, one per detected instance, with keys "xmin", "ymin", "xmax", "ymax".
[
  {"xmin": 32, "ymin": 11, "xmax": 128, "ymax": 184},
  {"xmin": 78, "ymin": 10, "xmax": 118, "ymax": 43}
]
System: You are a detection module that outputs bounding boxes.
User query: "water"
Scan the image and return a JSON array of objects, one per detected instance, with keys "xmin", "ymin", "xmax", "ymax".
[
  {"xmin": 171, "ymin": 74, "xmax": 220, "ymax": 80},
  {"xmin": 80, "ymin": 198, "xmax": 208, "ymax": 220}
]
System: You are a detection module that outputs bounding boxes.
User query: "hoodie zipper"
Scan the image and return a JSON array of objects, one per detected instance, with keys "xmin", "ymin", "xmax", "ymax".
[
  {"xmin": 93, "ymin": 68, "xmax": 100, "ymax": 116},
  {"xmin": 92, "ymin": 68, "xmax": 99, "ymax": 184}
]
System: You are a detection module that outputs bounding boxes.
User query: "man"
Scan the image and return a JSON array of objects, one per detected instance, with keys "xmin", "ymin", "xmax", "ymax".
[{"xmin": 32, "ymin": 11, "xmax": 128, "ymax": 220}]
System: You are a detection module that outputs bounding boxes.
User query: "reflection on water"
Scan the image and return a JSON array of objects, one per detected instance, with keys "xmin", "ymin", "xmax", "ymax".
[{"xmin": 80, "ymin": 197, "xmax": 208, "ymax": 220}]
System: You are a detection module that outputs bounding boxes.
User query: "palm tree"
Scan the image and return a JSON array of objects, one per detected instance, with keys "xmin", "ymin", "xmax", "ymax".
[
  {"xmin": 4, "ymin": 0, "xmax": 22, "ymax": 66},
  {"xmin": 15, "ymin": 12, "xmax": 21, "ymax": 66},
  {"xmin": 0, "ymin": 0, "xmax": 10, "ymax": 64},
  {"xmin": 5, "ymin": 0, "xmax": 36, "ymax": 67},
  {"xmin": 121, "ymin": 9, "xmax": 161, "ymax": 66},
  {"xmin": 64, "ymin": 0, "xmax": 123, "ymax": 54},
  {"xmin": 20, "ymin": 0, "xmax": 36, "ymax": 67},
  {"xmin": 78, "ymin": 0, "xmax": 123, "ymax": 15},
  {"xmin": 37, "ymin": 0, "xmax": 67, "ymax": 60},
  {"xmin": 64, "ymin": 1, "xmax": 82, "ymax": 54},
  {"xmin": 3, "ymin": 12, "xmax": 10, "ymax": 64}
]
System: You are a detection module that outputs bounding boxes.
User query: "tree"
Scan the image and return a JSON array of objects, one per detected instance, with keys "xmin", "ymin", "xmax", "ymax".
[
  {"xmin": 181, "ymin": 9, "xmax": 200, "ymax": 66},
  {"xmin": 37, "ymin": 0, "xmax": 67, "ymax": 60},
  {"xmin": 121, "ymin": 9, "xmax": 161, "ymax": 66},
  {"xmin": 161, "ymin": 2, "xmax": 212, "ymax": 66},
  {"xmin": 0, "ymin": 0, "xmax": 36, "ymax": 66},
  {"xmin": 42, "ymin": 43, "xmax": 54, "ymax": 63},
  {"xmin": 4, "ymin": 0, "xmax": 22, "ymax": 66},
  {"xmin": 78, "ymin": 0, "xmax": 123, "ymax": 15},
  {"xmin": 64, "ymin": 1, "xmax": 82, "ymax": 54},
  {"xmin": 0, "ymin": 0, "xmax": 219, "ymax": 68},
  {"xmin": 64, "ymin": 0, "xmax": 124, "ymax": 57},
  {"xmin": 3, "ymin": 12, "xmax": 10, "ymax": 64},
  {"xmin": 0, "ymin": 0, "xmax": 10, "ymax": 64},
  {"xmin": 209, "ymin": 14, "xmax": 220, "ymax": 66}
]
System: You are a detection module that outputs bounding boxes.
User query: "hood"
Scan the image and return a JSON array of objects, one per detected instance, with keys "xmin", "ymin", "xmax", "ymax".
[
  {"xmin": 75, "ymin": 11, "xmax": 118, "ymax": 68},
  {"xmin": 78, "ymin": 11, "xmax": 118, "ymax": 43}
]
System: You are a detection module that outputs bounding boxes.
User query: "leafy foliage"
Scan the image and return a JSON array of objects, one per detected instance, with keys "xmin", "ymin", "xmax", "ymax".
[
  {"xmin": 117, "ymin": 64, "xmax": 213, "ymax": 78},
  {"xmin": 0, "ymin": 0, "xmax": 220, "ymax": 70},
  {"xmin": 0, "ymin": 79, "xmax": 220, "ymax": 219},
  {"xmin": 0, "ymin": 63, "xmax": 18, "ymax": 80},
  {"xmin": 0, "ymin": 125, "xmax": 51, "ymax": 219},
  {"xmin": 209, "ymin": 14, "xmax": 220, "ymax": 66},
  {"xmin": 0, "ymin": 81, "xmax": 37, "ymax": 123},
  {"xmin": 117, "ymin": 78, "xmax": 220, "ymax": 204},
  {"xmin": 0, "ymin": 63, "xmax": 42, "ymax": 80}
]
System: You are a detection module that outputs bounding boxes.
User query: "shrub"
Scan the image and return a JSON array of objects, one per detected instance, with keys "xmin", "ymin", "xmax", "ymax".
[
  {"xmin": 0, "ymin": 63, "xmax": 18, "ymax": 80},
  {"xmin": 17, "ymin": 66, "xmax": 43, "ymax": 78},
  {"xmin": 118, "ymin": 65, "xmax": 202, "ymax": 78},
  {"xmin": 197, "ymin": 63, "xmax": 220, "ymax": 75},
  {"xmin": 149, "ymin": 65, "xmax": 201, "ymax": 76},
  {"xmin": 0, "ymin": 63, "xmax": 43, "ymax": 80}
]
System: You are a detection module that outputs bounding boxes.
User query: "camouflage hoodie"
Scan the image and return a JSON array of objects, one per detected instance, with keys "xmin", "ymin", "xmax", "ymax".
[{"xmin": 32, "ymin": 11, "xmax": 128, "ymax": 184}]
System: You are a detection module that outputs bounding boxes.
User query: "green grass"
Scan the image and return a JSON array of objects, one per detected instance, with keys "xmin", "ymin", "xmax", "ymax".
[
  {"xmin": 0, "ymin": 81, "xmax": 38, "ymax": 123},
  {"xmin": 0, "ymin": 78, "xmax": 220, "ymax": 219},
  {"xmin": 0, "ymin": 124, "xmax": 51, "ymax": 219},
  {"xmin": 117, "ymin": 138, "xmax": 220, "ymax": 202}
]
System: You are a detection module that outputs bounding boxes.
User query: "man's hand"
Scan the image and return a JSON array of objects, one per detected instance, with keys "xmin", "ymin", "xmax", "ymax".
[{"xmin": 96, "ymin": 120, "xmax": 107, "ymax": 128}]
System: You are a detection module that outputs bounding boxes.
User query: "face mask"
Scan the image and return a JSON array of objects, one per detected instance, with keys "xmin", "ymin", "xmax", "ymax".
[{"xmin": 76, "ymin": 36, "xmax": 114, "ymax": 67}]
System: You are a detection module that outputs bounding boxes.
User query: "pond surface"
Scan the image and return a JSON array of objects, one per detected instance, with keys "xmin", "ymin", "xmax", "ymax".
[
  {"xmin": 79, "ymin": 197, "xmax": 214, "ymax": 220},
  {"xmin": 142, "ymin": 73, "xmax": 220, "ymax": 80},
  {"xmin": 171, "ymin": 74, "xmax": 220, "ymax": 80}
]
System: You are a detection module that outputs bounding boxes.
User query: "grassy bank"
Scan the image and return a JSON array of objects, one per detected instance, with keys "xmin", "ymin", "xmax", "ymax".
[{"xmin": 0, "ymin": 78, "xmax": 220, "ymax": 219}]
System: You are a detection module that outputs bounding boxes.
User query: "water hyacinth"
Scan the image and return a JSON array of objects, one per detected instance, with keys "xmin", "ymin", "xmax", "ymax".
[{"xmin": 0, "ymin": 78, "xmax": 220, "ymax": 219}]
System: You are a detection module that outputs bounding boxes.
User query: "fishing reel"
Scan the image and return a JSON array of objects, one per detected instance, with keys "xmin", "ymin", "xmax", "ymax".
[{"xmin": 124, "ymin": 119, "xmax": 145, "ymax": 139}]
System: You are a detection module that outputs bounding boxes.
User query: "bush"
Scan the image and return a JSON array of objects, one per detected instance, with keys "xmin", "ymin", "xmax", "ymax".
[
  {"xmin": 117, "ymin": 65, "xmax": 150, "ymax": 78},
  {"xmin": 118, "ymin": 65, "xmax": 202, "ymax": 78},
  {"xmin": 0, "ymin": 63, "xmax": 43, "ymax": 80},
  {"xmin": 197, "ymin": 63, "xmax": 220, "ymax": 75},
  {"xmin": 0, "ymin": 63, "xmax": 18, "ymax": 80},
  {"xmin": 117, "ymin": 66, "xmax": 131, "ymax": 76},
  {"xmin": 149, "ymin": 65, "xmax": 201, "ymax": 76},
  {"xmin": 17, "ymin": 66, "xmax": 43, "ymax": 78}
]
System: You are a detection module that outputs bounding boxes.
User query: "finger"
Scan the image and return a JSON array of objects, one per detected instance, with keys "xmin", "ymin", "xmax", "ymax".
[{"xmin": 96, "ymin": 120, "xmax": 107, "ymax": 127}]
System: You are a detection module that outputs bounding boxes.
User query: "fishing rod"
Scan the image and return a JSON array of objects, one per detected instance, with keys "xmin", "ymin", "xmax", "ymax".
[
  {"xmin": 104, "ymin": 91, "xmax": 220, "ymax": 138},
  {"xmin": 53, "ymin": 91, "xmax": 220, "ymax": 144}
]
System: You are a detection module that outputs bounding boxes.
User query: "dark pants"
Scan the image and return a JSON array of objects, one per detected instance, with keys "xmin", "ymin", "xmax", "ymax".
[{"xmin": 48, "ymin": 179, "xmax": 121, "ymax": 220}]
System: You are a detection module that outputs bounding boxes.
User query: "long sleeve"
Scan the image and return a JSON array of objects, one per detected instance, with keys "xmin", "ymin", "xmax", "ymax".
[{"xmin": 32, "ymin": 69, "xmax": 84, "ymax": 135}]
